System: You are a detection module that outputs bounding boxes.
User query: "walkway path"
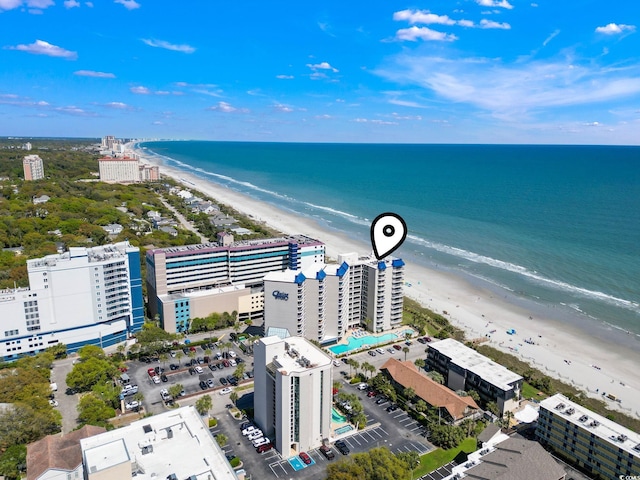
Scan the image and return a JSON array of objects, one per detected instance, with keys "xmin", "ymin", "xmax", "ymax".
[{"xmin": 159, "ymin": 195, "xmax": 208, "ymax": 243}]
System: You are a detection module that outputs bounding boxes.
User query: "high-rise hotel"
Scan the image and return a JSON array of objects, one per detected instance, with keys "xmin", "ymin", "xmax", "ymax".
[
  {"xmin": 23, "ymin": 154, "xmax": 44, "ymax": 181},
  {"xmin": 0, "ymin": 242, "xmax": 144, "ymax": 360},
  {"xmin": 262, "ymin": 252, "xmax": 405, "ymax": 344},
  {"xmin": 146, "ymin": 235, "xmax": 325, "ymax": 333}
]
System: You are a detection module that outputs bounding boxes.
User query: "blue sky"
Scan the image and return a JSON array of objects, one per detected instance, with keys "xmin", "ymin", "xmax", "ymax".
[{"xmin": 1, "ymin": 0, "xmax": 639, "ymax": 144}]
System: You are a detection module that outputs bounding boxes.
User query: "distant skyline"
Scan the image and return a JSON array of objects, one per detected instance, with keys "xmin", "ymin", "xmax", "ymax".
[{"xmin": 1, "ymin": 0, "xmax": 639, "ymax": 144}]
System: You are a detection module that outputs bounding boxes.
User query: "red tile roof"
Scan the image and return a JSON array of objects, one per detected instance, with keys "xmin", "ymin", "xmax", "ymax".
[{"xmin": 381, "ymin": 358, "xmax": 479, "ymax": 421}]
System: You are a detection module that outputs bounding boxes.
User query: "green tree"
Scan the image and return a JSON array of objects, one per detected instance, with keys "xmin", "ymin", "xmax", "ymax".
[
  {"xmin": 229, "ymin": 391, "xmax": 238, "ymax": 405},
  {"xmin": 403, "ymin": 387, "xmax": 416, "ymax": 404},
  {"xmin": 348, "ymin": 358, "xmax": 360, "ymax": 377},
  {"xmin": 402, "ymin": 346, "xmax": 410, "ymax": 361},
  {"xmin": 195, "ymin": 395, "xmax": 213, "ymax": 416},
  {"xmin": 77, "ymin": 393, "xmax": 115, "ymax": 427},
  {"xmin": 159, "ymin": 353, "xmax": 169, "ymax": 369},
  {"xmin": 429, "ymin": 424, "xmax": 465, "ymax": 449},
  {"xmin": 215, "ymin": 433, "xmax": 228, "ymax": 447},
  {"xmin": 395, "ymin": 450, "xmax": 420, "ymax": 476},
  {"xmin": 486, "ymin": 401, "xmax": 499, "ymax": 416},
  {"xmin": 414, "ymin": 358, "xmax": 425, "ymax": 370},
  {"xmin": 77, "ymin": 344, "xmax": 107, "ymax": 361},
  {"xmin": 0, "ymin": 444, "xmax": 26, "ymax": 480},
  {"xmin": 233, "ymin": 363, "xmax": 245, "ymax": 379},
  {"xmin": 168, "ymin": 384, "xmax": 184, "ymax": 399},
  {"xmin": 0, "ymin": 403, "xmax": 60, "ymax": 450},
  {"xmin": 66, "ymin": 357, "xmax": 117, "ymax": 392},
  {"xmin": 427, "ymin": 371, "xmax": 444, "ymax": 384},
  {"xmin": 415, "ymin": 399, "xmax": 428, "ymax": 413},
  {"xmin": 176, "ymin": 351, "xmax": 184, "ymax": 366},
  {"xmin": 326, "ymin": 460, "xmax": 366, "ymax": 480},
  {"xmin": 467, "ymin": 390, "xmax": 480, "ymax": 402},
  {"xmin": 91, "ymin": 382, "xmax": 120, "ymax": 409}
]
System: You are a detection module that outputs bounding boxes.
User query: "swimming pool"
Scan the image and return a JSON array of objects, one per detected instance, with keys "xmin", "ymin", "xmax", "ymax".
[
  {"xmin": 335, "ymin": 425, "xmax": 353, "ymax": 435},
  {"xmin": 332, "ymin": 407, "xmax": 347, "ymax": 423},
  {"xmin": 328, "ymin": 329, "xmax": 413, "ymax": 355}
]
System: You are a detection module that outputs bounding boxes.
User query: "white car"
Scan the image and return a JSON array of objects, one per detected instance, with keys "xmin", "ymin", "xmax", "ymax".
[
  {"xmin": 195, "ymin": 366, "xmax": 204, "ymax": 374},
  {"xmin": 219, "ymin": 387, "xmax": 233, "ymax": 395},
  {"xmin": 247, "ymin": 430, "xmax": 264, "ymax": 441},
  {"xmin": 49, "ymin": 399, "xmax": 58, "ymax": 407},
  {"xmin": 152, "ymin": 375, "xmax": 161, "ymax": 384},
  {"xmin": 357, "ymin": 383, "xmax": 368, "ymax": 390},
  {"xmin": 242, "ymin": 426, "xmax": 258, "ymax": 436},
  {"xmin": 376, "ymin": 347, "xmax": 385, "ymax": 355},
  {"xmin": 125, "ymin": 401, "xmax": 140, "ymax": 410},
  {"xmin": 253, "ymin": 436, "xmax": 270, "ymax": 447},
  {"xmin": 333, "ymin": 360, "xmax": 341, "ymax": 367},
  {"xmin": 228, "ymin": 359, "xmax": 237, "ymax": 367},
  {"xmin": 228, "ymin": 351, "xmax": 237, "ymax": 358}
]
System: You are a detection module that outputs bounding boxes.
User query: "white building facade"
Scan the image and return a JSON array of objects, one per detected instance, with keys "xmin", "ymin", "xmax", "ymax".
[
  {"xmin": 263, "ymin": 253, "xmax": 405, "ymax": 344},
  {"xmin": 23, "ymin": 154, "xmax": 44, "ymax": 180},
  {"xmin": 0, "ymin": 241, "xmax": 144, "ymax": 360},
  {"xmin": 146, "ymin": 236, "xmax": 325, "ymax": 333},
  {"xmin": 98, "ymin": 157, "xmax": 140, "ymax": 183},
  {"xmin": 254, "ymin": 336, "xmax": 332, "ymax": 456}
]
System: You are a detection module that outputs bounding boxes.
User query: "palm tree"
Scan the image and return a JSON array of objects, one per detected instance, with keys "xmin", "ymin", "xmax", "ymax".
[
  {"xmin": 403, "ymin": 387, "xmax": 416, "ymax": 404},
  {"xmin": 230, "ymin": 391, "xmax": 238, "ymax": 405},
  {"xmin": 427, "ymin": 371, "xmax": 444, "ymax": 384},
  {"xmin": 404, "ymin": 332, "xmax": 412, "ymax": 342},
  {"xmin": 176, "ymin": 351, "xmax": 184, "ymax": 366},
  {"xmin": 348, "ymin": 358, "xmax": 359, "ymax": 377},
  {"xmin": 195, "ymin": 395, "xmax": 213, "ymax": 416},
  {"xmin": 169, "ymin": 384, "xmax": 183, "ymax": 399},
  {"xmin": 402, "ymin": 346, "xmax": 410, "ymax": 361},
  {"xmin": 188, "ymin": 350, "xmax": 196, "ymax": 364},
  {"xmin": 159, "ymin": 353, "xmax": 169, "ymax": 369},
  {"xmin": 414, "ymin": 358, "xmax": 425, "ymax": 370}
]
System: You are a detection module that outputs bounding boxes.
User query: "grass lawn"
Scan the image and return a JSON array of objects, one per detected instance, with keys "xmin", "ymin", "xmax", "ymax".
[
  {"xmin": 521, "ymin": 381, "xmax": 548, "ymax": 400},
  {"xmin": 413, "ymin": 437, "xmax": 477, "ymax": 479}
]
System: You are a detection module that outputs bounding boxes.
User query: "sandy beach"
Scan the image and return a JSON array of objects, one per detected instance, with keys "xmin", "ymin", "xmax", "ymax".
[{"xmin": 134, "ymin": 145, "xmax": 640, "ymax": 420}]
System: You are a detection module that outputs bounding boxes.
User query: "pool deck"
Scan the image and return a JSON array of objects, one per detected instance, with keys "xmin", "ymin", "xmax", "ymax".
[{"xmin": 328, "ymin": 326, "xmax": 415, "ymax": 357}]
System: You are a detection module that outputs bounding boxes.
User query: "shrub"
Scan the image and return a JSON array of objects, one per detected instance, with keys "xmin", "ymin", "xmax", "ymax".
[{"xmin": 208, "ymin": 418, "xmax": 217, "ymax": 428}]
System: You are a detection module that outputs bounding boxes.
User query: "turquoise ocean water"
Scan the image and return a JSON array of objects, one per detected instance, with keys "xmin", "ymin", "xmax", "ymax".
[{"xmin": 141, "ymin": 141, "xmax": 640, "ymax": 348}]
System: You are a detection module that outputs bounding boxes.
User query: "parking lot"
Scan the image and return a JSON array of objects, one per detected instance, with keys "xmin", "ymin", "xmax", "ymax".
[{"xmin": 125, "ymin": 342, "xmax": 254, "ymax": 414}]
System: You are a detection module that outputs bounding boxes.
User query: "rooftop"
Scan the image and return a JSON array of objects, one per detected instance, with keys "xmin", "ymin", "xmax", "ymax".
[
  {"xmin": 428, "ymin": 339, "xmax": 523, "ymax": 391},
  {"xmin": 264, "ymin": 336, "xmax": 332, "ymax": 375},
  {"xmin": 80, "ymin": 406, "xmax": 238, "ymax": 480},
  {"xmin": 380, "ymin": 358, "xmax": 479, "ymax": 421},
  {"xmin": 540, "ymin": 393, "xmax": 640, "ymax": 458},
  {"xmin": 27, "ymin": 241, "xmax": 136, "ymax": 269}
]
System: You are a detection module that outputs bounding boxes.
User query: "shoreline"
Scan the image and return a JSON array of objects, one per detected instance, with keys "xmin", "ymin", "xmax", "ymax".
[{"xmin": 133, "ymin": 143, "xmax": 640, "ymax": 420}]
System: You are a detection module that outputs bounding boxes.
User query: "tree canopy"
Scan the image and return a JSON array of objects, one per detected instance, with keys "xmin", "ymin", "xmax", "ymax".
[
  {"xmin": 326, "ymin": 447, "xmax": 410, "ymax": 480},
  {"xmin": 66, "ymin": 356, "xmax": 117, "ymax": 392}
]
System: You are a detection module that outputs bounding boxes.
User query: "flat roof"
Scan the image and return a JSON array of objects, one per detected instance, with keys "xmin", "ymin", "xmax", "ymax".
[
  {"xmin": 540, "ymin": 393, "xmax": 640, "ymax": 458},
  {"xmin": 80, "ymin": 406, "xmax": 237, "ymax": 480},
  {"xmin": 263, "ymin": 336, "xmax": 332, "ymax": 374},
  {"xmin": 429, "ymin": 338, "xmax": 522, "ymax": 390}
]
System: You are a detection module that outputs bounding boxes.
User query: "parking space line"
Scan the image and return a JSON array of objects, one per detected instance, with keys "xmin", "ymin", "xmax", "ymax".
[
  {"xmin": 378, "ymin": 426, "xmax": 389, "ymax": 435},
  {"xmin": 368, "ymin": 429, "xmax": 383, "ymax": 438},
  {"xmin": 364, "ymin": 431, "xmax": 376, "ymax": 441},
  {"xmin": 268, "ymin": 464, "xmax": 281, "ymax": 478}
]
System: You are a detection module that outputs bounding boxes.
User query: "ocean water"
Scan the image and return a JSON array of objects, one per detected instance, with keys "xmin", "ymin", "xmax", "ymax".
[{"xmin": 141, "ymin": 141, "xmax": 640, "ymax": 346}]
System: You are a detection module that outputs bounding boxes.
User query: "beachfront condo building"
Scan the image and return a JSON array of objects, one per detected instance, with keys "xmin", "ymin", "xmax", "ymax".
[
  {"xmin": 0, "ymin": 241, "xmax": 144, "ymax": 361},
  {"xmin": 262, "ymin": 252, "xmax": 405, "ymax": 344},
  {"xmin": 254, "ymin": 336, "xmax": 332, "ymax": 456},
  {"xmin": 146, "ymin": 235, "xmax": 325, "ymax": 333},
  {"xmin": 98, "ymin": 156, "xmax": 158, "ymax": 183},
  {"xmin": 80, "ymin": 406, "xmax": 239, "ymax": 480},
  {"xmin": 537, "ymin": 393, "xmax": 640, "ymax": 479},
  {"xmin": 426, "ymin": 338, "xmax": 523, "ymax": 415},
  {"xmin": 23, "ymin": 154, "xmax": 44, "ymax": 180}
]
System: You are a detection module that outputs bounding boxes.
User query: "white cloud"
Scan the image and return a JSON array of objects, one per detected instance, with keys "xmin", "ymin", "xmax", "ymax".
[
  {"xmin": 273, "ymin": 103, "xmax": 293, "ymax": 113},
  {"xmin": 192, "ymin": 88, "xmax": 222, "ymax": 97},
  {"xmin": 114, "ymin": 0, "xmax": 139, "ymax": 10},
  {"xmin": 74, "ymin": 70, "xmax": 115, "ymax": 78},
  {"xmin": 64, "ymin": 0, "xmax": 80, "ymax": 7},
  {"xmin": 276, "ymin": 74, "xmax": 294, "ymax": 79},
  {"xmin": 543, "ymin": 29, "xmax": 560, "ymax": 46},
  {"xmin": 376, "ymin": 54, "xmax": 640, "ymax": 118},
  {"xmin": 393, "ymin": 9, "xmax": 456, "ymax": 26},
  {"xmin": 0, "ymin": 0, "xmax": 23, "ymax": 11},
  {"xmin": 307, "ymin": 61, "xmax": 338, "ymax": 73},
  {"xmin": 54, "ymin": 105, "xmax": 96, "ymax": 116},
  {"xmin": 174, "ymin": 81, "xmax": 217, "ymax": 88},
  {"xmin": 595, "ymin": 23, "xmax": 636, "ymax": 35},
  {"xmin": 130, "ymin": 86, "xmax": 151, "ymax": 94},
  {"xmin": 27, "ymin": 0, "xmax": 53, "ymax": 7},
  {"xmin": 142, "ymin": 39, "xmax": 195, "ymax": 54},
  {"xmin": 480, "ymin": 19, "xmax": 511, "ymax": 29},
  {"xmin": 103, "ymin": 101, "xmax": 131, "ymax": 110},
  {"xmin": 85, "ymin": 1, "xmax": 93, "ymax": 6},
  {"xmin": 5, "ymin": 40, "xmax": 77, "ymax": 59},
  {"xmin": 315, "ymin": 114, "xmax": 332, "ymax": 119},
  {"xmin": 476, "ymin": 0, "xmax": 513, "ymax": 9},
  {"xmin": 207, "ymin": 101, "xmax": 248, "ymax": 113},
  {"xmin": 395, "ymin": 26, "xmax": 458, "ymax": 42}
]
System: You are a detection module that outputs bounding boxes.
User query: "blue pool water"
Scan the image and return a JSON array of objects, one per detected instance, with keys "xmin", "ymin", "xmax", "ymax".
[
  {"xmin": 332, "ymin": 408, "xmax": 347, "ymax": 423},
  {"xmin": 328, "ymin": 329, "xmax": 414, "ymax": 355},
  {"xmin": 335, "ymin": 425, "xmax": 354, "ymax": 435}
]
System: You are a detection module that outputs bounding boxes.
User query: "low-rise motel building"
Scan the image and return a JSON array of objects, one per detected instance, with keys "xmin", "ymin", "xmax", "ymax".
[
  {"xmin": 426, "ymin": 338, "xmax": 523, "ymax": 415},
  {"xmin": 80, "ymin": 406, "xmax": 241, "ymax": 480},
  {"xmin": 254, "ymin": 335, "xmax": 333, "ymax": 456},
  {"xmin": 536, "ymin": 393, "xmax": 640, "ymax": 479},
  {"xmin": 145, "ymin": 235, "xmax": 325, "ymax": 333}
]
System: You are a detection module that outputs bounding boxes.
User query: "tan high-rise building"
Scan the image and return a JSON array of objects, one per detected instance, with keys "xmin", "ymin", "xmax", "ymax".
[{"xmin": 23, "ymin": 154, "xmax": 44, "ymax": 180}]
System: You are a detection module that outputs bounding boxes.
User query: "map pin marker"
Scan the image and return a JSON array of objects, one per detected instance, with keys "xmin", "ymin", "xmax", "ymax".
[{"xmin": 371, "ymin": 212, "xmax": 407, "ymax": 260}]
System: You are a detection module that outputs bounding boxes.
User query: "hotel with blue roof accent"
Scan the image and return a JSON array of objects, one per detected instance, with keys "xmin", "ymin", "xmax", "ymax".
[
  {"xmin": 145, "ymin": 234, "xmax": 325, "ymax": 333},
  {"xmin": 263, "ymin": 252, "xmax": 404, "ymax": 345}
]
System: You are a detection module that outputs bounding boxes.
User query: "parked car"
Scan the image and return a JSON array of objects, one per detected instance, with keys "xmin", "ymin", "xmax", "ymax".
[
  {"xmin": 405, "ymin": 340, "xmax": 412, "ymax": 346},
  {"xmin": 256, "ymin": 443, "xmax": 274, "ymax": 453},
  {"xmin": 160, "ymin": 374, "xmax": 168, "ymax": 382},
  {"xmin": 228, "ymin": 351, "xmax": 237, "ymax": 358},
  {"xmin": 125, "ymin": 401, "xmax": 140, "ymax": 410},
  {"xmin": 188, "ymin": 367, "xmax": 196, "ymax": 375},
  {"xmin": 170, "ymin": 351, "xmax": 176, "ymax": 357},
  {"xmin": 247, "ymin": 430, "xmax": 263, "ymax": 441},
  {"xmin": 195, "ymin": 366, "xmax": 204, "ymax": 374},
  {"xmin": 219, "ymin": 387, "xmax": 233, "ymax": 395},
  {"xmin": 169, "ymin": 364, "xmax": 179, "ymax": 370},
  {"xmin": 387, "ymin": 348, "xmax": 396, "ymax": 354},
  {"xmin": 299, "ymin": 452, "xmax": 312, "ymax": 465},
  {"xmin": 220, "ymin": 377, "xmax": 228, "ymax": 386},
  {"xmin": 386, "ymin": 404, "xmax": 398, "ymax": 412},
  {"xmin": 319, "ymin": 445, "xmax": 335, "ymax": 460},
  {"xmin": 393, "ymin": 344, "xmax": 402, "ymax": 350},
  {"xmin": 357, "ymin": 383, "xmax": 368, "ymax": 390},
  {"xmin": 228, "ymin": 359, "xmax": 237, "ymax": 367},
  {"xmin": 240, "ymin": 421, "xmax": 253, "ymax": 430},
  {"xmin": 151, "ymin": 375, "xmax": 161, "ymax": 384},
  {"xmin": 376, "ymin": 396, "xmax": 387, "ymax": 404},
  {"xmin": 182, "ymin": 347, "xmax": 189, "ymax": 355},
  {"xmin": 199, "ymin": 381, "xmax": 208, "ymax": 390},
  {"xmin": 333, "ymin": 360, "xmax": 341, "ymax": 367},
  {"xmin": 209, "ymin": 364, "xmax": 217, "ymax": 371},
  {"xmin": 252, "ymin": 436, "xmax": 270, "ymax": 447},
  {"xmin": 367, "ymin": 390, "xmax": 377, "ymax": 397},
  {"xmin": 368, "ymin": 350, "xmax": 376, "ymax": 357},
  {"xmin": 147, "ymin": 368, "xmax": 156, "ymax": 377},
  {"xmin": 242, "ymin": 426, "xmax": 257, "ymax": 436},
  {"xmin": 334, "ymin": 440, "xmax": 350, "ymax": 455},
  {"xmin": 189, "ymin": 346, "xmax": 196, "ymax": 352},
  {"xmin": 49, "ymin": 399, "xmax": 58, "ymax": 407},
  {"xmin": 375, "ymin": 347, "xmax": 385, "ymax": 355},
  {"xmin": 206, "ymin": 378, "xmax": 215, "ymax": 388}
]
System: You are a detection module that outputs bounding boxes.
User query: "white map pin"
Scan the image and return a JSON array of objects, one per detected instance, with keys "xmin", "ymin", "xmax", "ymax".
[{"xmin": 370, "ymin": 212, "xmax": 407, "ymax": 260}]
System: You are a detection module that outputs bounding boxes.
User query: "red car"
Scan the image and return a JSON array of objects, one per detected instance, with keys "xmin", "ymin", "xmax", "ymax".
[
  {"xmin": 393, "ymin": 344, "xmax": 402, "ymax": 350},
  {"xmin": 147, "ymin": 368, "xmax": 156, "ymax": 377},
  {"xmin": 299, "ymin": 452, "xmax": 311, "ymax": 465},
  {"xmin": 189, "ymin": 346, "xmax": 196, "ymax": 352},
  {"xmin": 256, "ymin": 443, "xmax": 273, "ymax": 453},
  {"xmin": 367, "ymin": 390, "xmax": 377, "ymax": 397}
]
